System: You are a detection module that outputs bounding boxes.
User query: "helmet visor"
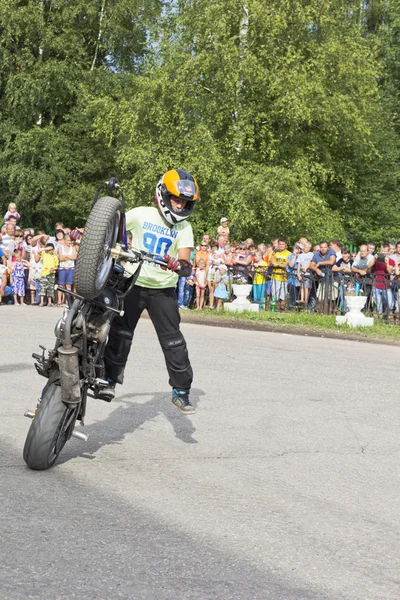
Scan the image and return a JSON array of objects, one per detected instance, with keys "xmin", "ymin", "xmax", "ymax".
[{"xmin": 176, "ymin": 179, "xmax": 197, "ymax": 199}]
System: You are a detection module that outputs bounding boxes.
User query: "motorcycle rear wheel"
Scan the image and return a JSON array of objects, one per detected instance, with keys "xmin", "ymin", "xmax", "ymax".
[
  {"xmin": 75, "ymin": 196, "xmax": 121, "ymax": 300},
  {"xmin": 23, "ymin": 382, "xmax": 78, "ymax": 471}
]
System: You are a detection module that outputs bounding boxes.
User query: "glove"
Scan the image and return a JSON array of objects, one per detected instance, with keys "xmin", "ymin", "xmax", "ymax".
[{"xmin": 163, "ymin": 254, "xmax": 181, "ymax": 272}]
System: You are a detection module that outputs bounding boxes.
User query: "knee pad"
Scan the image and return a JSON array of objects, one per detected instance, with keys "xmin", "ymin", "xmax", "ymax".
[
  {"xmin": 158, "ymin": 333, "xmax": 191, "ymax": 373},
  {"xmin": 105, "ymin": 327, "xmax": 133, "ymax": 367}
]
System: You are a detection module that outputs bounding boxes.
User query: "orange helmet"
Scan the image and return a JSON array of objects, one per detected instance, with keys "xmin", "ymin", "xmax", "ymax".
[{"xmin": 156, "ymin": 169, "xmax": 199, "ymax": 225}]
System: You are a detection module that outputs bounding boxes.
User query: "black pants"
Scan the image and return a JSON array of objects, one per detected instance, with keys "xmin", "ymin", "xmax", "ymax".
[{"xmin": 104, "ymin": 285, "xmax": 193, "ymax": 391}]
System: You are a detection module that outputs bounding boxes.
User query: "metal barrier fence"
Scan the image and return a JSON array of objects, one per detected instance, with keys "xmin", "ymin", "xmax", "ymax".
[{"xmin": 227, "ymin": 265, "xmax": 400, "ymax": 321}]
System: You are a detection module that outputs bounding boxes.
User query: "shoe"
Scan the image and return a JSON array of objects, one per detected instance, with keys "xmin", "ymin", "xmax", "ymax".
[
  {"xmin": 172, "ymin": 389, "xmax": 195, "ymax": 414},
  {"xmin": 179, "ymin": 305, "xmax": 188, "ymax": 310},
  {"xmin": 97, "ymin": 380, "xmax": 116, "ymax": 402}
]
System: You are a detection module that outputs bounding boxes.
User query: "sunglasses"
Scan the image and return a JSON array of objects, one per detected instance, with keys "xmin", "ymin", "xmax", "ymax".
[{"xmin": 15, "ymin": 234, "xmax": 23, "ymax": 237}]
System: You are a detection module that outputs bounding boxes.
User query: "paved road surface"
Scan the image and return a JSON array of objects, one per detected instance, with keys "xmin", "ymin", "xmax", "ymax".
[{"xmin": 0, "ymin": 306, "xmax": 399, "ymax": 600}]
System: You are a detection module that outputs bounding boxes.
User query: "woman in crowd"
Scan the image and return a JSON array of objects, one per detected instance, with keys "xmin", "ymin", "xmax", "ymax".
[{"xmin": 57, "ymin": 233, "xmax": 77, "ymax": 306}]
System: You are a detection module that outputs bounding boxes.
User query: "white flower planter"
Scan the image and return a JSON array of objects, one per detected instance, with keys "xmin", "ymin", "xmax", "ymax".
[
  {"xmin": 336, "ymin": 295, "xmax": 374, "ymax": 327},
  {"xmin": 232, "ymin": 284, "xmax": 253, "ymax": 299},
  {"xmin": 225, "ymin": 284, "xmax": 259, "ymax": 313}
]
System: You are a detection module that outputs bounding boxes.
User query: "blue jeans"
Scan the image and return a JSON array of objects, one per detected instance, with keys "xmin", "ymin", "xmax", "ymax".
[
  {"xmin": 373, "ymin": 288, "xmax": 392, "ymax": 314},
  {"xmin": 184, "ymin": 283, "xmax": 193, "ymax": 307},
  {"xmin": 177, "ymin": 276, "xmax": 187, "ymax": 307}
]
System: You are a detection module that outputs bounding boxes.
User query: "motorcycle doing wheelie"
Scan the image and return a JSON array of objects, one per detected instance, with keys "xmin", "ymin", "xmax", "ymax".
[{"xmin": 23, "ymin": 178, "xmax": 168, "ymax": 470}]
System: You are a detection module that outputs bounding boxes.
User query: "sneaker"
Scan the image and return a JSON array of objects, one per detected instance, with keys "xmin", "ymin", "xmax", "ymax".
[
  {"xmin": 179, "ymin": 305, "xmax": 188, "ymax": 310},
  {"xmin": 97, "ymin": 380, "xmax": 116, "ymax": 402},
  {"xmin": 172, "ymin": 389, "xmax": 195, "ymax": 414}
]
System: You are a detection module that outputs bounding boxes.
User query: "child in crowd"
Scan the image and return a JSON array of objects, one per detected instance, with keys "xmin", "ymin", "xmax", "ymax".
[
  {"xmin": 11, "ymin": 250, "xmax": 26, "ymax": 306},
  {"xmin": 183, "ymin": 268, "xmax": 196, "ymax": 309},
  {"xmin": 207, "ymin": 246, "xmax": 224, "ymax": 308},
  {"xmin": 4, "ymin": 202, "xmax": 21, "ymax": 225},
  {"xmin": 195, "ymin": 259, "xmax": 207, "ymax": 310},
  {"xmin": 39, "ymin": 243, "xmax": 59, "ymax": 307},
  {"xmin": 213, "ymin": 264, "xmax": 230, "ymax": 311},
  {"xmin": 252, "ymin": 250, "xmax": 268, "ymax": 308},
  {"xmin": 297, "ymin": 240, "xmax": 314, "ymax": 306},
  {"xmin": 217, "ymin": 217, "xmax": 230, "ymax": 238}
]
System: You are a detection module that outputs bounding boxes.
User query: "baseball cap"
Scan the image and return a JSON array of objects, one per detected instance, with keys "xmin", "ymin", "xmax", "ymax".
[{"xmin": 220, "ymin": 217, "xmax": 228, "ymax": 223}]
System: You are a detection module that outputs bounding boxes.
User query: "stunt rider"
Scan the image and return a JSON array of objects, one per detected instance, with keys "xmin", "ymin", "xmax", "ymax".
[{"xmin": 102, "ymin": 169, "xmax": 199, "ymax": 414}]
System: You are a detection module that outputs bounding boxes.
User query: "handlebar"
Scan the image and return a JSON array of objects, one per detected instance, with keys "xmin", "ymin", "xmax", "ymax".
[{"xmin": 110, "ymin": 245, "xmax": 169, "ymax": 269}]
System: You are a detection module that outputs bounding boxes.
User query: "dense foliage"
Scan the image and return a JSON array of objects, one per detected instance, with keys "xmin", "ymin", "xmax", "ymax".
[{"xmin": 0, "ymin": 0, "xmax": 399, "ymax": 244}]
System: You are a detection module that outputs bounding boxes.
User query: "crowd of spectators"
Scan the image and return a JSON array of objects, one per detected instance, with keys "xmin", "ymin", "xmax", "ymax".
[
  {"xmin": 177, "ymin": 218, "xmax": 400, "ymax": 318},
  {"xmin": 2, "ymin": 205, "xmax": 400, "ymax": 319},
  {"xmin": 0, "ymin": 202, "xmax": 81, "ymax": 306}
]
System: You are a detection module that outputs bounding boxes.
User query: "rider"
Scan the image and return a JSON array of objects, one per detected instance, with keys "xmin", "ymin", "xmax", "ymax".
[{"xmin": 102, "ymin": 169, "xmax": 199, "ymax": 414}]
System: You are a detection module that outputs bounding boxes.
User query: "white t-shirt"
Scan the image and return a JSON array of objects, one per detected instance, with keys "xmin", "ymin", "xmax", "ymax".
[
  {"xmin": 298, "ymin": 252, "xmax": 314, "ymax": 271},
  {"xmin": 125, "ymin": 207, "xmax": 194, "ymax": 289}
]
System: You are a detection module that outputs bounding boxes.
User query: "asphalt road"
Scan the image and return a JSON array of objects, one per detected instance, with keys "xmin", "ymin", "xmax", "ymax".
[{"xmin": 0, "ymin": 306, "xmax": 399, "ymax": 600}]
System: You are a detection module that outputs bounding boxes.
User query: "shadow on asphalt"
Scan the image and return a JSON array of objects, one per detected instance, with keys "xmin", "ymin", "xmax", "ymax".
[
  {"xmin": 58, "ymin": 388, "xmax": 204, "ymax": 464},
  {"xmin": 2, "ymin": 438, "xmax": 327, "ymax": 600}
]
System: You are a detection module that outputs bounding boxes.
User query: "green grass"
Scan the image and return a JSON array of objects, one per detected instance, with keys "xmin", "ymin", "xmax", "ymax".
[{"xmin": 182, "ymin": 308, "xmax": 400, "ymax": 342}]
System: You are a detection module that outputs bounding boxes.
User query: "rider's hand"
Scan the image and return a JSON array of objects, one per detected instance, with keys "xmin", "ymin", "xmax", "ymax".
[{"xmin": 163, "ymin": 254, "xmax": 181, "ymax": 272}]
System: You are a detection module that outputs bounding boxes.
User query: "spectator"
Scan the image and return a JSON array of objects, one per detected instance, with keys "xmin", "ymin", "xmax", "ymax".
[
  {"xmin": 221, "ymin": 242, "xmax": 233, "ymax": 266},
  {"xmin": 216, "ymin": 235, "xmax": 228, "ymax": 256},
  {"xmin": 252, "ymin": 250, "xmax": 268, "ymax": 308},
  {"xmin": 269, "ymin": 238, "xmax": 291, "ymax": 309},
  {"xmin": 13, "ymin": 229, "xmax": 24, "ymax": 252},
  {"xmin": 217, "ymin": 218, "xmax": 230, "ymax": 238},
  {"xmin": 207, "ymin": 246, "xmax": 224, "ymax": 308},
  {"xmin": 195, "ymin": 259, "xmax": 207, "ymax": 310},
  {"xmin": 286, "ymin": 242, "xmax": 303, "ymax": 308},
  {"xmin": 7, "ymin": 215, "xmax": 21, "ymax": 231},
  {"xmin": 371, "ymin": 244, "xmax": 395, "ymax": 315},
  {"xmin": 4, "ymin": 202, "xmax": 21, "ymax": 226},
  {"xmin": 367, "ymin": 242, "xmax": 376, "ymax": 256},
  {"xmin": 0, "ymin": 241, "xmax": 6, "ymax": 266},
  {"xmin": 0, "ymin": 262, "xmax": 12, "ymax": 303},
  {"xmin": 38, "ymin": 243, "xmax": 59, "ymax": 307},
  {"xmin": 1, "ymin": 224, "xmax": 16, "ymax": 260},
  {"xmin": 54, "ymin": 229, "xmax": 66, "ymax": 252},
  {"xmin": 233, "ymin": 241, "xmax": 252, "ymax": 283},
  {"xmin": 213, "ymin": 264, "xmax": 230, "ymax": 311},
  {"xmin": 245, "ymin": 238, "xmax": 254, "ymax": 249},
  {"xmin": 351, "ymin": 244, "xmax": 374, "ymax": 297},
  {"xmin": 309, "ymin": 241, "xmax": 337, "ymax": 313},
  {"xmin": 297, "ymin": 240, "xmax": 314, "ymax": 306},
  {"xmin": 332, "ymin": 247, "xmax": 354, "ymax": 312},
  {"xmin": 57, "ymin": 234, "xmax": 77, "ymax": 306},
  {"xmin": 31, "ymin": 236, "xmax": 46, "ymax": 304},
  {"xmin": 330, "ymin": 239, "xmax": 342, "ymax": 261},
  {"xmin": 182, "ymin": 267, "xmax": 195, "ymax": 309},
  {"xmin": 11, "ymin": 250, "xmax": 25, "ymax": 306},
  {"xmin": 195, "ymin": 241, "xmax": 210, "ymax": 267}
]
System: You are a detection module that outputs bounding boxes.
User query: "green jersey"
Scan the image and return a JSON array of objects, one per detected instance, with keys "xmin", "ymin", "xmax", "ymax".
[{"xmin": 125, "ymin": 206, "xmax": 194, "ymax": 289}]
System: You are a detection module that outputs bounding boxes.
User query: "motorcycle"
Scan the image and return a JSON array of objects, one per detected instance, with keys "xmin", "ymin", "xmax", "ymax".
[{"xmin": 23, "ymin": 178, "xmax": 167, "ymax": 470}]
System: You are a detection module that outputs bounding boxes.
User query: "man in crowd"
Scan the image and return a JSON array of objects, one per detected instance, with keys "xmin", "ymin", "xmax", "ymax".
[
  {"xmin": 351, "ymin": 244, "xmax": 374, "ymax": 300},
  {"xmin": 309, "ymin": 241, "xmax": 337, "ymax": 313},
  {"xmin": 371, "ymin": 243, "xmax": 395, "ymax": 316},
  {"xmin": 0, "ymin": 224, "xmax": 16, "ymax": 259}
]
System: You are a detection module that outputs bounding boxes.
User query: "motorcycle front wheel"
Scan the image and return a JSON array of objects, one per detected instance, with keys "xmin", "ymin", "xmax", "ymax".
[
  {"xmin": 23, "ymin": 382, "xmax": 78, "ymax": 471},
  {"xmin": 75, "ymin": 195, "xmax": 122, "ymax": 300}
]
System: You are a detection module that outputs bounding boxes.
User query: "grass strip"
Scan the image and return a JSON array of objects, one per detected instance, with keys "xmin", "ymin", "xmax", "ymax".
[{"xmin": 181, "ymin": 308, "xmax": 400, "ymax": 342}]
